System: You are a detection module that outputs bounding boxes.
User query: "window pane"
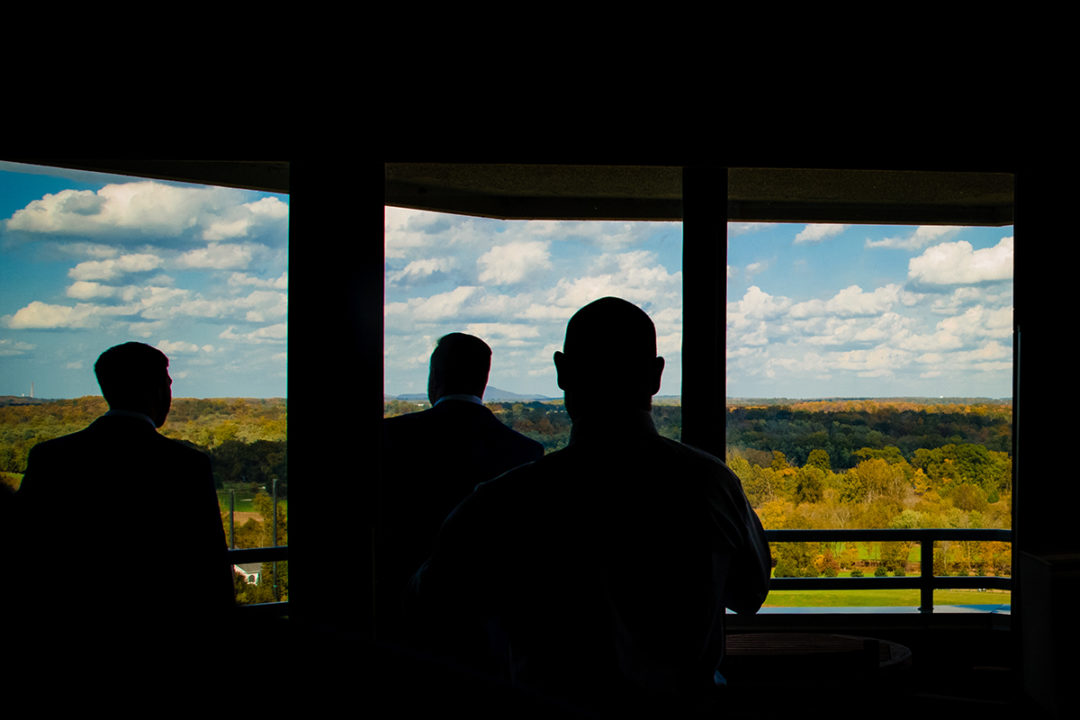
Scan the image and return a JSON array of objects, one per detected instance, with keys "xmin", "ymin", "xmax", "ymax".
[
  {"xmin": 384, "ymin": 206, "xmax": 682, "ymax": 445},
  {"xmin": 726, "ymin": 222, "xmax": 1014, "ymax": 608},
  {"xmin": 0, "ymin": 161, "xmax": 289, "ymax": 604}
]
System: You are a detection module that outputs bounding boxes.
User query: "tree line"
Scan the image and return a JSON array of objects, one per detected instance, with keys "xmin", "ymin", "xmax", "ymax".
[
  {"xmin": 384, "ymin": 397, "xmax": 1013, "ymax": 579},
  {"xmin": 0, "ymin": 397, "xmax": 287, "ymax": 492},
  {"xmin": 0, "ymin": 397, "xmax": 289, "ymax": 605}
]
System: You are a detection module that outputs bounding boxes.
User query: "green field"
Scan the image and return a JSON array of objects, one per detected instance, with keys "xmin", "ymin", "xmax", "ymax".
[{"xmin": 763, "ymin": 587, "xmax": 1010, "ymax": 608}]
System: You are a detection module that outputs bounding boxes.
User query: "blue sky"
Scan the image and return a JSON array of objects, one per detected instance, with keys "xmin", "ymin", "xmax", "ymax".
[
  {"xmin": 386, "ymin": 208, "xmax": 1014, "ymax": 400},
  {"xmin": 2, "ymin": 162, "xmax": 1010, "ymax": 403},
  {"xmin": 0, "ymin": 161, "xmax": 289, "ymax": 399}
]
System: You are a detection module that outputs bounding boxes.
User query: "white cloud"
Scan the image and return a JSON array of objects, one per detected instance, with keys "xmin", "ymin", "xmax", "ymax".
[
  {"xmin": 789, "ymin": 284, "xmax": 901, "ymax": 319},
  {"xmin": 228, "ymin": 271, "xmax": 288, "ymax": 289},
  {"xmin": 246, "ymin": 196, "xmax": 289, "ymax": 219},
  {"xmin": 388, "ymin": 258, "xmax": 455, "ymax": 286},
  {"xmin": 0, "ymin": 338, "xmax": 35, "ymax": 356},
  {"xmin": 7, "ymin": 181, "xmax": 237, "ymax": 239},
  {"xmin": 908, "ymin": 236, "xmax": 1013, "ymax": 286},
  {"xmin": 477, "ymin": 241, "xmax": 551, "ymax": 286},
  {"xmin": 3, "ymin": 300, "xmax": 128, "ymax": 329},
  {"xmin": 866, "ymin": 225, "xmax": 964, "ymax": 250},
  {"xmin": 409, "ymin": 286, "xmax": 481, "ymax": 322},
  {"xmin": 67, "ymin": 281, "xmax": 118, "ymax": 300},
  {"xmin": 832, "ymin": 346, "xmax": 915, "ymax": 378},
  {"xmin": 176, "ymin": 242, "xmax": 260, "ymax": 270},
  {"xmin": 550, "ymin": 250, "xmax": 680, "ymax": 310},
  {"xmin": 219, "ymin": 323, "xmax": 287, "ymax": 343},
  {"xmin": 156, "ymin": 340, "xmax": 205, "ymax": 355},
  {"xmin": 68, "ymin": 253, "xmax": 163, "ymax": 281},
  {"xmin": 519, "ymin": 303, "xmax": 578, "ymax": 322},
  {"xmin": 729, "ymin": 223, "xmax": 773, "ymax": 236},
  {"xmin": 729, "ymin": 286, "xmax": 793, "ymax": 321},
  {"xmin": 239, "ymin": 290, "xmax": 288, "ymax": 323},
  {"xmin": 464, "ymin": 322, "xmax": 541, "ymax": 341},
  {"xmin": 794, "ymin": 224, "xmax": 847, "ymax": 244}
]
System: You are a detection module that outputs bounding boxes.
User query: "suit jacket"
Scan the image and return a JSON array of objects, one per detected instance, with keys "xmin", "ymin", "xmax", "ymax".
[
  {"xmin": 411, "ymin": 410, "xmax": 771, "ymax": 714},
  {"xmin": 14, "ymin": 413, "xmax": 234, "ymax": 645},
  {"xmin": 378, "ymin": 400, "xmax": 544, "ymax": 635}
]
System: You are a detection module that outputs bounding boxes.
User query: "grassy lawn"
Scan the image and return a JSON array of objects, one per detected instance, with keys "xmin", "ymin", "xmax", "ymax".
[{"xmin": 763, "ymin": 587, "xmax": 1010, "ymax": 607}]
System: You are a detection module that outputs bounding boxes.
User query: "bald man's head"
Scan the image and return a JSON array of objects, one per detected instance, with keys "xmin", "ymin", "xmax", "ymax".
[{"xmin": 554, "ymin": 297, "xmax": 664, "ymax": 418}]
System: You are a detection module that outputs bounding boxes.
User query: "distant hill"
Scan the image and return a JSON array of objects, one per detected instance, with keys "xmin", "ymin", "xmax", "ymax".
[
  {"xmin": 484, "ymin": 386, "xmax": 557, "ymax": 402},
  {"xmin": 727, "ymin": 396, "xmax": 1011, "ymax": 407},
  {"xmin": 391, "ymin": 386, "xmax": 557, "ymax": 403},
  {"xmin": 0, "ymin": 396, "xmax": 52, "ymax": 407}
]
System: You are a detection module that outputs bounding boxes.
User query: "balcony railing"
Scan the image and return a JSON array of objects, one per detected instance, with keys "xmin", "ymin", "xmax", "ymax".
[
  {"xmin": 223, "ymin": 529, "xmax": 1011, "ymax": 616},
  {"xmin": 228, "ymin": 545, "xmax": 288, "ymax": 564},
  {"xmin": 764, "ymin": 528, "xmax": 1012, "ymax": 613}
]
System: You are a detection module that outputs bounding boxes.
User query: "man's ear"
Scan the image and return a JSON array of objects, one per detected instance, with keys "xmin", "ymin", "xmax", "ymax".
[
  {"xmin": 649, "ymin": 356, "xmax": 665, "ymax": 396},
  {"xmin": 554, "ymin": 351, "xmax": 567, "ymax": 390}
]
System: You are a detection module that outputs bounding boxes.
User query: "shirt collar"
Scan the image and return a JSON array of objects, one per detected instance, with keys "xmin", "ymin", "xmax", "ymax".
[
  {"xmin": 434, "ymin": 393, "xmax": 484, "ymax": 407},
  {"xmin": 104, "ymin": 409, "xmax": 158, "ymax": 428}
]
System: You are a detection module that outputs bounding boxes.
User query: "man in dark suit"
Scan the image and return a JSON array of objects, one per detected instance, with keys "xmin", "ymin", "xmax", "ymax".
[
  {"xmin": 13, "ymin": 342, "xmax": 234, "ymax": 668},
  {"xmin": 378, "ymin": 333, "xmax": 544, "ymax": 644},
  {"xmin": 411, "ymin": 299, "xmax": 771, "ymax": 715}
]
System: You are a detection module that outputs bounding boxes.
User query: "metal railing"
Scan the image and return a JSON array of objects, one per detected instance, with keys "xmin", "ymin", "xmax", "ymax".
[
  {"xmin": 764, "ymin": 528, "xmax": 1012, "ymax": 613},
  {"xmin": 228, "ymin": 545, "xmax": 288, "ymax": 564},
  {"xmin": 222, "ymin": 529, "xmax": 1012, "ymax": 615}
]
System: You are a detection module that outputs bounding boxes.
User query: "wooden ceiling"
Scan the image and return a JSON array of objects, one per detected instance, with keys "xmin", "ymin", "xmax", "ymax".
[
  {"xmin": 4, "ymin": 160, "xmax": 1014, "ymax": 226},
  {"xmin": 385, "ymin": 163, "xmax": 1014, "ymax": 226}
]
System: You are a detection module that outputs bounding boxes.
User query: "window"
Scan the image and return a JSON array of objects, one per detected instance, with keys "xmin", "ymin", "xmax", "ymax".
[
  {"xmin": 381, "ymin": 163, "xmax": 1018, "ymax": 617},
  {"xmin": 727, "ymin": 221, "xmax": 1014, "ymax": 611},
  {"xmin": 0, "ymin": 160, "xmax": 289, "ymax": 604},
  {"xmin": 383, "ymin": 205, "xmax": 682, "ymax": 443}
]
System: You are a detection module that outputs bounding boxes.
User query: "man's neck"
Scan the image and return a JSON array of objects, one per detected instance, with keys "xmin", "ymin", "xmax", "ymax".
[
  {"xmin": 104, "ymin": 408, "xmax": 158, "ymax": 428},
  {"xmin": 434, "ymin": 393, "xmax": 484, "ymax": 407},
  {"xmin": 569, "ymin": 409, "xmax": 656, "ymax": 444}
]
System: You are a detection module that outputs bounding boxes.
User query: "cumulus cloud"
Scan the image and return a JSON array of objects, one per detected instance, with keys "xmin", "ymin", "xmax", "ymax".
[
  {"xmin": 4, "ymin": 181, "xmax": 288, "ymax": 250},
  {"xmin": 388, "ymin": 258, "xmax": 456, "ymax": 286},
  {"xmin": 219, "ymin": 323, "xmax": 287, "ymax": 343},
  {"xmin": 3, "ymin": 300, "xmax": 128, "ymax": 329},
  {"xmin": 227, "ymin": 271, "xmax": 288, "ymax": 289},
  {"xmin": 176, "ymin": 242, "xmax": 260, "ymax": 270},
  {"xmin": 908, "ymin": 236, "xmax": 1013, "ymax": 286},
  {"xmin": 66, "ymin": 281, "xmax": 117, "ymax": 300},
  {"xmin": 832, "ymin": 346, "xmax": 915, "ymax": 378},
  {"xmin": 464, "ymin": 322, "xmax": 541, "ymax": 341},
  {"xmin": 794, "ymin": 224, "xmax": 847, "ymax": 244},
  {"xmin": 477, "ymin": 241, "xmax": 552, "ymax": 285},
  {"xmin": 789, "ymin": 284, "xmax": 901, "ymax": 319},
  {"xmin": 68, "ymin": 253, "xmax": 163, "ymax": 281},
  {"xmin": 549, "ymin": 251, "xmax": 680, "ymax": 311},
  {"xmin": 729, "ymin": 286, "xmax": 793, "ymax": 321},
  {"xmin": 729, "ymin": 223, "xmax": 773, "ymax": 236},
  {"xmin": 156, "ymin": 340, "xmax": 216, "ymax": 355},
  {"xmin": 866, "ymin": 225, "xmax": 964, "ymax": 250}
]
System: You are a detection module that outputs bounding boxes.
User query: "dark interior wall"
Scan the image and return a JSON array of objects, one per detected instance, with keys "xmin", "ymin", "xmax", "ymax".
[{"xmin": 286, "ymin": 158, "xmax": 385, "ymax": 636}]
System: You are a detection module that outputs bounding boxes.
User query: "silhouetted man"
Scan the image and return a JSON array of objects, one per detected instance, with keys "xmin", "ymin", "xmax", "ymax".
[
  {"xmin": 410, "ymin": 298, "xmax": 771, "ymax": 714},
  {"xmin": 378, "ymin": 333, "xmax": 544, "ymax": 643},
  {"xmin": 14, "ymin": 342, "xmax": 233, "ymax": 669}
]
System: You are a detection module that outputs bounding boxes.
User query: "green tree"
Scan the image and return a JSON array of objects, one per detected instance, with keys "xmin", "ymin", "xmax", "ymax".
[
  {"xmin": 794, "ymin": 465, "xmax": 825, "ymax": 504},
  {"xmin": 806, "ymin": 448, "xmax": 831, "ymax": 472}
]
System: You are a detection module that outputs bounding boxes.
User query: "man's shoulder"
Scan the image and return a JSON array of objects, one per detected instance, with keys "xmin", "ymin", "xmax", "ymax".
[
  {"xmin": 27, "ymin": 426, "xmax": 95, "ymax": 458},
  {"xmin": 475, "ymin": 447, "xmax": 568, "ymax": 495},
  {"xmin": 385, "ymin": 403, "xmax": 542, "ymax": 451},
  {"xmin": 657, "ymin": 434, "xmax": 730, "ymax": 467},
  {"xmin": 152, "ymin": 431, "xmax": 211, "ymax": 462}
]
